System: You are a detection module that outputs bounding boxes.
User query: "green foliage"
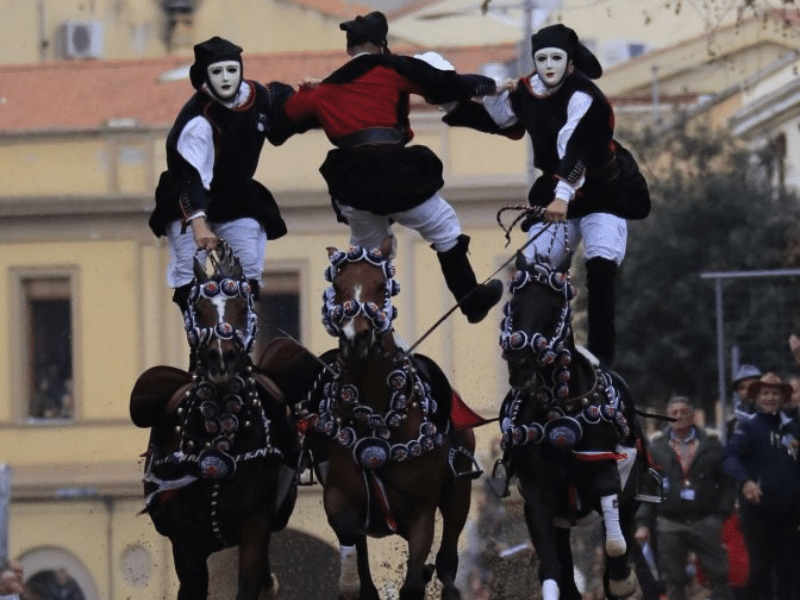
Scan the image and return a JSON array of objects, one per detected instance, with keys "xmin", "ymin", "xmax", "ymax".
[{"xmin": 610, "ymin": 125, "xmax": 800, "ymax": 418}]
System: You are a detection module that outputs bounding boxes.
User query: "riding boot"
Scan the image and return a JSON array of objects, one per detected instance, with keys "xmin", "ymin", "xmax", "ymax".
[
  {"xmin": 585, "ymin": 257, "xmax": 618, "ymax": 367},
  {"xmin": 436, "ymin": 235, "xmax": 503, "ymax": 324},
  {"xmin": 248, "ymin": 279, "xmax": 261, "ymax": 301}
]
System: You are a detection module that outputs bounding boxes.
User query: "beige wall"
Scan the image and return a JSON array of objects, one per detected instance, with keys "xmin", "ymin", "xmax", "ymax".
[{"xmin": 0, "ymin": 0, "xmax": 351, "ymax": 64}]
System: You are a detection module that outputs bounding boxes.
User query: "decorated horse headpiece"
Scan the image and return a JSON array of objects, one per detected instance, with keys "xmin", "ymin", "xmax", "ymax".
[
  {"xmin": 184, "ymin": 241, "xmax": 257, "ymax": 353},
  {"xmin": 322, "ymin": 245, "xmax": 400, "ymax": 337},
  {"xmin": 500, "ymin": 260, "xmax": 576, "ymax": 381}
]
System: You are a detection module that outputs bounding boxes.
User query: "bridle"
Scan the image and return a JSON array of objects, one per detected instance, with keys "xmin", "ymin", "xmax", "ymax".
[{"xmin": 322, "ymin": 246, "xmax": 400, "ymax": 337}]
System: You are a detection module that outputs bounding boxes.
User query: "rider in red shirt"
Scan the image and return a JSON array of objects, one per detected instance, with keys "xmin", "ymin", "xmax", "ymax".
[{"xmin": 284, "ymin": 12, "xmax": 503, "ymax": 324}]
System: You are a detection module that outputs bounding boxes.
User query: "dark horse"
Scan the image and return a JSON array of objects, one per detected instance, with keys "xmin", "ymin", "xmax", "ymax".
[
  {"xmin": 299, "ymin": 236, "xmax": 479, "ymax": 600},
  {"xmin": 130, "ymin": 242, "xmax": 299, "ymax": 600},
  {"xmin": 495, "ymin": 252, "xmax": 652, "ymax": 600}
]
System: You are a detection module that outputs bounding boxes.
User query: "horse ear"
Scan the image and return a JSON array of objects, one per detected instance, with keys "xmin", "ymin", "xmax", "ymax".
[
  {"xmin": 380, "ymin": 236, "xmax": 396, "ymax": 259},
  {"xmin": 193, "ymin": 257, "xmax": 209, "ymax": 282},
  {"xmin": 515, "ymin": 251, "xmax": 529, "ymax": 271},
  {"xmin": 327, "ymin": 246, "xmax": 338, "ymax": 258}
]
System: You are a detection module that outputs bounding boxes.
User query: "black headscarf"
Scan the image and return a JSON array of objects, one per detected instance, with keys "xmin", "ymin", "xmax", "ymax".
[
  {"xmin": 530, "ymin": 24, "xmax": 602, "ymax": 79},
  {"xmin": 340, "ymin": 12, "xmax": 389, "ymax": 51},
  {"xmin": 189, "ymin": 36, "xmax": 244, "ymax": 91}
]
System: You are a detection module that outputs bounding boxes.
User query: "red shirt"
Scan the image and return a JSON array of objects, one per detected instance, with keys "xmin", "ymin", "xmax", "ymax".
[{"xmin": 284, "ymin": 63, "xmax": 421, "ymax": 143}]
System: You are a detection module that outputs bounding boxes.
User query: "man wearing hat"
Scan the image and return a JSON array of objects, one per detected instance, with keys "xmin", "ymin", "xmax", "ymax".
[
  {"xmin": 444, "ymin": 24, "xmax": 650, "ymax": 366},
  {"xmin": 149, "ymin": 36, "xmax": 303, "ymax": 316},
  {"xmin": 724, "ymin": 372, "xmax": 800, "ymax": 600},
  {"xmin": 283, "ymin": 12, "xmax": 504, "ymax": 324},
  {"xmin": 725, "ymin": 364, "xmax": 761, "ymax": 440}
]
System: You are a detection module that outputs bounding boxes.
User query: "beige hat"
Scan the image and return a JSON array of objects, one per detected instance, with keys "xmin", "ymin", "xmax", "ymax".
[{"xmin": 746, "ymin": 372, "xmax": 793, "ymax": 403}]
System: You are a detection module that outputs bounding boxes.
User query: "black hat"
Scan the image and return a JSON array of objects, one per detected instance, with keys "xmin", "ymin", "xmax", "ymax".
[
  {"xmin": 189, "ymin": 36, "xmax": 243, "ymax": 90},
  {"xmin": 530, "ymin": 24, "xmax": 602, "ymax": 79},
  {"xmin": 340, "ymin": 12, "xmax": 388, "ymax": 48}
]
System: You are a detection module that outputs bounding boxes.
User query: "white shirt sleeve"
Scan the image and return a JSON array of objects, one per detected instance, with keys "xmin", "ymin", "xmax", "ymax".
[
  {"xmin": 554, "ymin": 91, "xmax": 592, "ymax": 201},
  {"xmin": 481, "ymin": 90, "xmax": 519, "ymax": 129},
  {"xmin": 176, "ymin": 116, "xmax": 215, "ymax": 190}
]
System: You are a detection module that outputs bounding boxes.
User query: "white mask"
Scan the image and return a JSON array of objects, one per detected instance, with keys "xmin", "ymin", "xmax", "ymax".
[
  {"xmin": 533, "ymin": 47, "xmax": 570, "ymax": 89},
  {"xmin": 207, "ymin": 60, "xmax": 242, "ymax": 100}
]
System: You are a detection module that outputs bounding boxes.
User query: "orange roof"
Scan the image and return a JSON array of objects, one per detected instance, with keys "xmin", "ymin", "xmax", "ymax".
[{"xmin": 0, "ymin": 44, "xmax": 518, "ymax": 134}]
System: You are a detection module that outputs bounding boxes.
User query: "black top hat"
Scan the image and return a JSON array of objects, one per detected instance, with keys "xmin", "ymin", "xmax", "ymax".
[
  {"xmin": 530, "ymin": 24, "xmax": 602, "ymax": 79},
  {"xmin": 340, "ymin": 12, "xmax": 388, "ymax": 48},
  {"xmin": 189, "ymin": 36, "xmax": 243, "ymax": 90}
]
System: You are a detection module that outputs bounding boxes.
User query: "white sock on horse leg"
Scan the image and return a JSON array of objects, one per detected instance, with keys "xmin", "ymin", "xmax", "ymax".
[
  {"xmin": 339, "ymin": 545, "xmax": 360, "ymax": 600},
  {"xmin": 542, "ymin": 579, "xmax": 559, "ymax": 600},
  {"xmin": 601, "ymin": 494, "xmax": 627, "ymax": 557}
]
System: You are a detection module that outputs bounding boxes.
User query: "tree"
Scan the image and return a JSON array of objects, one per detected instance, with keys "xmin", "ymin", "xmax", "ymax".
[{"xmin": 601, "ymin": 125, "xmax": 800, "ymax": 420}]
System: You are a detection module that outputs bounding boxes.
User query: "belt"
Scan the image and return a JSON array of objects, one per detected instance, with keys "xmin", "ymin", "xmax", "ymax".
[{"xmin": 337, "ymin": 127, "xmax": 405, "ymax": 149}]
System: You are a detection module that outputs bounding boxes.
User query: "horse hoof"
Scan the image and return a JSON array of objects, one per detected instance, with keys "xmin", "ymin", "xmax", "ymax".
[{"xmin": 608, "ymin": 571, "xmax": 638, "ymax": 598}]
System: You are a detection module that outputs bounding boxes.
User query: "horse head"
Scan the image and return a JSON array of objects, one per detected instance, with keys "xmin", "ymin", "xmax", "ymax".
[
  {"xmin": 185, "ymin": 241, "xmax": 256, "ymax": 383},
  {"xmin": 322, "ymin": 236, "xmax": 399, "ymax": 360},
  {"xmin": 500, "ymin": 252, "xmax": 576, "ymax": 391}
]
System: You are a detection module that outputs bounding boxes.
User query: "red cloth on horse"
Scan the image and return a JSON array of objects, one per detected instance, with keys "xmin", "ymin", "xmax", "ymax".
[{"xmin": 450, "ymin": 390, "xmax": 491, "ymax": 430}]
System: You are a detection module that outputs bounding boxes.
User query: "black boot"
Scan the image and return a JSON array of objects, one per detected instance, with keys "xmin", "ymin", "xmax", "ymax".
[
  {"xmin": 436, "ymin": 235, "xmax": 503, "ymax": 324},
  {"xmin": 585, "ymin": 257, "xmax": 618, "ymax": 366}
]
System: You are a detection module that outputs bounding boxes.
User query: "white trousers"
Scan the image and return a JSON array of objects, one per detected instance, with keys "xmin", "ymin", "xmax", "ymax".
[
  {"xmin": 166, "ymin": 218, "xmax": 267, "ymax": 288},
  {"xmin": 523, "ymin": 212, "xmax": 627, "ymax": 267},
  {"xmin": 335, "ymin": 192, "xmax": 462, "ymax": 253}
]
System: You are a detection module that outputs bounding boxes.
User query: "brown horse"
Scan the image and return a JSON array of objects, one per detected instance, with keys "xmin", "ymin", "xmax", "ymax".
[
  {"xmin": 495, "ymin": 252, "xmax": 652, "ymax": 600},
  {"xmin": 130, "ymin": 242, "xmax": 299, "ymax": 600},
  {"xmin": 300, "ymin": 236, "xmax": 478, "ymax": 600}
]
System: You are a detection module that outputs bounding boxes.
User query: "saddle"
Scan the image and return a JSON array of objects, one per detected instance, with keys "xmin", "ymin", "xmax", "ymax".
[{"xmin": 130, "ymin": 366, "xmax": 192, "ymax": 428}]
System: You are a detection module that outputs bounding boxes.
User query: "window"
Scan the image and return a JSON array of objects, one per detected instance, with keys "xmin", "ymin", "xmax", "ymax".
[
  {"xmin": 252, "ymin": 271, "xmax": 301, "ymax": 362},
  {"xmin": 23, "ymin": 277, "xmax": 74, "ymax": 420}
]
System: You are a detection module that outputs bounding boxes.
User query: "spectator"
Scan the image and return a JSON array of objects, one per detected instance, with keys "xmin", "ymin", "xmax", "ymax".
[
  {"xmin": 724, "ymin": 372, "xmax": 800, "ymax": 600},
  {"xmin": 635, "ymin": 396, "xmax": 737, "ymax": 600},
  {"xmin": 0, "ymin": 560, "xmax": 24, "ymax": 596},
  {"xmin": 725, "ymin": 364, "xmax": 761, "ymax": 441}
]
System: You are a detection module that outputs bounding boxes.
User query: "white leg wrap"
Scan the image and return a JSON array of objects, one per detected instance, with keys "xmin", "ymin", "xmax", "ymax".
[
  {"xmin": 601, "ymin": 494, "xmax": 627, "ymax": 557},
  {"xmin": 339, "ymin": 545, "xmax": 360, "ymax": 600},
  {"xmin": 542, "ymin": 579, "xmax": 559, "ymax": 600}
]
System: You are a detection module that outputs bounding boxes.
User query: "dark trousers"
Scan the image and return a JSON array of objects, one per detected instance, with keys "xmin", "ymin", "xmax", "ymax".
[
  {"xmin": 739, "ymin": 504, "xmax": 800, "ymax": 600},
  {"xmin": 656, "ymin": 515, "xmax": 732, "ymax": 600}
]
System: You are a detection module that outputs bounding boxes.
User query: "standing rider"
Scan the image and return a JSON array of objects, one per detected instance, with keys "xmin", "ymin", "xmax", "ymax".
[
  {"xmin": 149, "ymin": 36, "xmax": 301, "ymax": 317},
  {"xmin": 445, "ymin": 24, "xmax": 650, "ymax": 362},
  {"xmin": 283, "ymin": 12, "xmax": 503, "ymax": 324}
]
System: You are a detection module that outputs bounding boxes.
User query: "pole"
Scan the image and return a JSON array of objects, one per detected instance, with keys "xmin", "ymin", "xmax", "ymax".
[
  {"xmin": 521, "ymin": 0, "xmax": 535, "ymax": 185},
  {"xmin": 0, "ymin": 464, "xmax": 10, "ymax": 565},
  {"xmin": 713, "ymin": 279, "xmax": 726, "ymax": 438}
]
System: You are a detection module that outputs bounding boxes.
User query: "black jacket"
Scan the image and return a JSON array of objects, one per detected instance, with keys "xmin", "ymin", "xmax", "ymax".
[
  {"xmin": 637, "ymin": 427, "xmax": 737, "ymax": 527},
  {"xmin": 149, "ymin": 80, "xmax": 301, "ymax": 238}
]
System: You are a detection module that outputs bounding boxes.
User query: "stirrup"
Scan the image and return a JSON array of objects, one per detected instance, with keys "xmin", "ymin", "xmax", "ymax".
[
  {"xmin": 488, "ymin": 458, "xmax": 513, "ymax": 498},
  {"xmin": 634, "ymin": 467, "xmax": 664, "ymax": 503},
  {"xmin": 448, "ymin": 447, "xmax": 483, "ymax": 480}
]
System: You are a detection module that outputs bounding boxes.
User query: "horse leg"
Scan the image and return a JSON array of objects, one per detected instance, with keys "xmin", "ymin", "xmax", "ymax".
[
  {"xmin": 236, "ymin": 513, "xmax": 275, "ymax": 600},
  {"xmin": 553, "ymin": 526, "xmax": 582, "ymax": 600},
  {"xmin": 593, "ymin": 462, "xmax": 637, "ymax": 598},
  {"xmin": 399, "ymin": 507, "xmax": 437, "ymax": 600},
  {"xmin": 171, "ymin": 538, "xmax": 210, "ymax": 600},
  {"xmin": 435, "ymin": 475, "xmax": 471, "ymax": 600},
  {"xmin": 518, "ymin": 475, "xmax": 562, "ymax": 600}
]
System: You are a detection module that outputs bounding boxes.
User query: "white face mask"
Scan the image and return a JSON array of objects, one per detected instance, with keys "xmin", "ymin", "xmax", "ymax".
[
  {"xmin": 207, "ymin": 60, "xmax": 242, "ymax": 100},
  {"xmin": 533, "ymin": 47, "xmax": 570, "ymax": 88}
]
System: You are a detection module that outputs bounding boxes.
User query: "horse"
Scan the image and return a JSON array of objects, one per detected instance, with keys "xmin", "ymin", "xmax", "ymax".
[
  {"xmin": 129, "ymin": 242, "xmax": 300, "ymax": 600},
  {"xmin": 298, "ymin": 236, "xmax": 480, "ymax": 600},
  {"xmin": 494, "ymin": 251, "xmax": 654, "ymax": 600}
]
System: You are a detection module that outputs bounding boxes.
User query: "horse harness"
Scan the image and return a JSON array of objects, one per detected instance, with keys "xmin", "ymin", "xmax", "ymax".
[{"xmin": 498, "ymin": 262, "xmax": 631, "ymax": 456}]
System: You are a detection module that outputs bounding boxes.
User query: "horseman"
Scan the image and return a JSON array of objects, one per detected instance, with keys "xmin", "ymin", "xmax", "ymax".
[
  {"xmin": 148, "ymin": 36, "xmax": 304, "ymax": 324},
  {"xmin": 283, "ymin": 11, "xmax": 503, "ymax": 324},
  {"xmin": 445, "ymin": 23, "xmax": 650, "ymax": 365}
]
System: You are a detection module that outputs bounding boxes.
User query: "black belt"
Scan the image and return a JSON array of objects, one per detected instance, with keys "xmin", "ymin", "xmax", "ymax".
[{"xmin": 337, "ymin": 127, "xmax": 405, "ymax": 149}]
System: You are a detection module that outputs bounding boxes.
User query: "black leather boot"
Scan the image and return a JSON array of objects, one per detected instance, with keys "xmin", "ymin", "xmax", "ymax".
[
  {"xmin": 585, "ymin": 257, "xmax": 618, "ymax": 366},
  {"xmin": 436, "ymin": 235, "xmax": 503, "ymax": 324}
]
